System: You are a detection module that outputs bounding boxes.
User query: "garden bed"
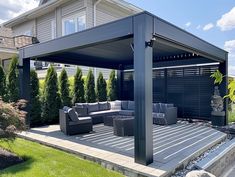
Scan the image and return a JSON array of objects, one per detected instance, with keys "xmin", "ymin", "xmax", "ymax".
[{"xmin": 0, "ymin": 148, "xmax": 23, "ymax": 170}]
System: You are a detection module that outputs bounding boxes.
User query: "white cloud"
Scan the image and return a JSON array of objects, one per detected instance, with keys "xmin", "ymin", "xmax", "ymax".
[
  {"xmin": 224, "ymin": 40, "xmax": 235, "ymax": 75},
  {"xmin": 185, "ymin": 22, "xmax": 191, "ymax": 27},
  {"xmin": 203, "ymin": 23, "xmax": 214, "ymax": 31},
  {"xmin": 196, "ymin": 25, "xmax": 201, "ymax": 29},
  {"xmin": 0, "ymin": 0, "xmax": 39, "ymax": 24},
  {"xmin": 217, "ymin": 7, "xmax": 235, "ymax": 31}
]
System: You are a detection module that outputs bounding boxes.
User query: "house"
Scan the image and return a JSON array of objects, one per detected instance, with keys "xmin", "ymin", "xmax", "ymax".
[{"xmin": 2, "ymin": 0, "xmax": 142, "ymax": 78}]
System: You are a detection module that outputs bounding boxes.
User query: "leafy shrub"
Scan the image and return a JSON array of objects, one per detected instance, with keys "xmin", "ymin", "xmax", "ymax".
[
  {"xmin": 59, "ymin": 68, "xmax": 71, "ymax": 107},
  {"xmin": 96, "ymin": 72, "xmax": 107, "ymax": 101},
  {"xmin": 41, "ymin": 66, "xmax": 60, "ymax": 124},
  {"xmin": 85, "ymin": 69, "xmax": 96, "ymax": 103},
  {"xmin": 107, "ymin": 70, "xmax": 117, "ymax": 101},
  {"xmin": 72, "ymin": 67, "xmax": 85, "ymax": 104},
  {"xmin": 0, "ymin": 99, "xmax": 26, "ymax": 141}
]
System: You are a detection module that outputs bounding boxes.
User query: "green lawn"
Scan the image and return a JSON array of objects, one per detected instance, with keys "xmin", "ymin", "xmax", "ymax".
[{"xmin": 0, "ymin": 138, "xmax": 123, "ymax": 177}]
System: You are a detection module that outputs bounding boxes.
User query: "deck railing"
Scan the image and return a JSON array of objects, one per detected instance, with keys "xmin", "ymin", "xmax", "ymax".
[{"xmin": 0, "ymin": 35, "xmax": 38, "ymax": 49}]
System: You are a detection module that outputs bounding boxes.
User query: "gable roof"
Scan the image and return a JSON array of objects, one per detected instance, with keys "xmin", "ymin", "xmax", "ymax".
[{"xmin": 3, "ymin": 0, "xmax": 142, "ymax": 28}]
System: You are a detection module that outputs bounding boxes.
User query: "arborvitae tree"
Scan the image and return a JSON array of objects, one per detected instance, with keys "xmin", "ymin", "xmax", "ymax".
[
  {"xmin": 30, "ymin": 70, "xmax": 42, "ymax": 127},
  {"xmin": 107, "ymin": 70, "xmax": 117, "ymax": 101},
  {"xmin": 0, "ymin": 66, "xmax": 6, "ymax": 99},
  {"xmin": 96, "ymin": 72, "xmax": 107, "ymax": 102},
  {"xmin": 7, "ymin": 55, "xmax": 19, "ymax": 102},
  {"xmin": 42, "ymin": 66, "xmax": 61, "ymax": 124},
  {"xmin": 59, "ymin": 68, "xmax": 71, "ymax": 107},
  {"xmin": 73, "ymin": 67, "xmax": 85, "ymax": 104},
  {"xmin": 85, "ymin": 69, "xmax": 96, "ymax": 103}
]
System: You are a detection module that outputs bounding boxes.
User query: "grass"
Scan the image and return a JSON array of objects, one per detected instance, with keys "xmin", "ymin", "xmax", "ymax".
[{"xmin": 0, "ymin": 138, "xmax": 123, "ymax": 177}]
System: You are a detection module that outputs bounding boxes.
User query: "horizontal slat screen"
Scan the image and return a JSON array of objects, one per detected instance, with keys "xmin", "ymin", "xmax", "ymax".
[{"xmin": 122, "ymin": 64, "xmax": 219, "ymax": 120}]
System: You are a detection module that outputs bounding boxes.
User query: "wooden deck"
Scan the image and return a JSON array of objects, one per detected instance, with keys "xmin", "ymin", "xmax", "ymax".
[{"xmin": 19, "ymin": 122, "xmax": 227, "ymax": 177}]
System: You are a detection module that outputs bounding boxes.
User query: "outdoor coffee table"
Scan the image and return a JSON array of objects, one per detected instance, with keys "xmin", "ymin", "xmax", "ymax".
[
  {"xmin": 104, "ymin": 115, "xmax": 118, "ymax": 126},
  {"xmin": 113, "ymin": 116, "xmax": 134, "ymax": 137}
]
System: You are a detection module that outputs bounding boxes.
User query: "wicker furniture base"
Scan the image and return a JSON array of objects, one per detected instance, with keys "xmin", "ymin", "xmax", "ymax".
[{"xmin": 113, "ymin": 116, "xmax": 134, "ymax": 136}]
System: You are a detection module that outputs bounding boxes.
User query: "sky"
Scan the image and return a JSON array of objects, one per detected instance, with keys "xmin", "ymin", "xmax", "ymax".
[{"xmin": 0, "ymin": 0, "xmax": 235, "ymax": 75}]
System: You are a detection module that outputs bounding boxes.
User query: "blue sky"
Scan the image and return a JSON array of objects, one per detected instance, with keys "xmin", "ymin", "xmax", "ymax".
[{"xmin": 126, "ymin": 0, "xmax": 235, "ymax": 75}]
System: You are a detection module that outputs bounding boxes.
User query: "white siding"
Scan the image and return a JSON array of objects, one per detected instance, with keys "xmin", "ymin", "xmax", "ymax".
[
  {"xmin": 96, "ymin": 1, "xmax": 134, "ymax": 26},
  {"xmin": 12, "ymin": 20, "xmax": 36, "ymax": 37},
  {"xmin": 86, "ymin": 0, "xmax": 94, "ymax": 28},
  {"xmin": 61, "ymin": 0, "xmax": 85, "ymax": 17},
  {"xmin": 37, "ymin": 12, "xmax": 55, "ymax": 43}
]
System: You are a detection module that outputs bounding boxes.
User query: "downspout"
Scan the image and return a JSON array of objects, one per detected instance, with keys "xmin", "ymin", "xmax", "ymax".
[
  {"xmin": 93, "ymin": 0, "xmax": 102, "ymax": 82},
  {"xmin": 94, "ymin": 0, "xmax": 102, "ymax": 27}
]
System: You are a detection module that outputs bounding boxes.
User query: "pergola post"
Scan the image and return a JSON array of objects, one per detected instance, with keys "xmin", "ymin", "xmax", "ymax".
[
  {"xmin": 219, "ymin": 58, "xmax": 228, "ymax": 125},
  {"xmin": 133, "ymin": 14, "xmax": 153, "ymax": 165},
  {"xmin": 19, "ymin": 50, "xmax": 31, "ymax": 126}
]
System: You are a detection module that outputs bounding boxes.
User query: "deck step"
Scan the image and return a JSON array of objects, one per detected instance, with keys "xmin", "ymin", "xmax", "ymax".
[{"xmin": 194, "ymin": 138, "xmax": 235, "ymax": 177}]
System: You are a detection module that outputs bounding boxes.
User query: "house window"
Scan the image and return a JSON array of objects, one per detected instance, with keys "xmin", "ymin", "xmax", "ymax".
[
  {"xmin": 51, "ymin": 20, "xmax": 56, "ymax": 39},
  {"xmin": 24, "ymin": 30, "xmax": 32, "ymax": 36},
  {"xmin": 62, "ymin": 12, "xmax": 86, "ymax": 36}
]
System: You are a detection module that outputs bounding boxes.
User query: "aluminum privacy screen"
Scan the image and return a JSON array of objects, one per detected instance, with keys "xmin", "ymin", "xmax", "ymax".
[{"xmin": 122, "ymin": 65, "xmax": 219, "ymax": 120}]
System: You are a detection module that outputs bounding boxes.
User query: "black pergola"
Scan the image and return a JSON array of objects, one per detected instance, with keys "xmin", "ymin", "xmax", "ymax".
[{"xmin": 19, "ymin": 12, "xmax": 228, "ymax": 165}]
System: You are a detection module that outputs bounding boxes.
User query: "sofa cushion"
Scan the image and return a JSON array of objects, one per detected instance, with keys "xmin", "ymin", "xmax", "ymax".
[
  {"xmin": 75, "ymin": 103, "xmax": 84, "ymax": 108},
  {"xmin": 89, "ymin": 110, "xmax": 120, "ymax": 116},
  {"xmin": 110, "ymin": 100, "xmax": 122, "ymax": 110},
  {"xmin": 69, "ymin": 117, "xmax": 91, "ymax": 125},
  {"xmin": 63, "ymin": 106, "xmax": 70, "ymax": 113},
  {"xmin": 128, "ymin": 101, "xmax": 135, "ymax": 110},
  {"xmin": 159, "ymin": 103, "xmax": 168, "ymax": 113},
  {"xmin": 87, "ymin": 103, "xmax": 99, "ymax": 113},
  {"xmin": 119, "ymin": 110, "xmax": 134, "ymax": 116},
  {"xmin": 166, "ymin": 104, "xmax": 174, "ymax": 108},
  {"xmin": 99, "ymin": 102, "xmax": 109, "ymax": 111},
  {"xmin": 121, "ymin": 101, "xmax": 129, "ymax": 110},
  {"xmin": 68, "ymin": 108, "xmax": 79, "ymax": 122},
  {"xmin": 152, "ymin": 112, "xmax": 165, "ymax": 119}
]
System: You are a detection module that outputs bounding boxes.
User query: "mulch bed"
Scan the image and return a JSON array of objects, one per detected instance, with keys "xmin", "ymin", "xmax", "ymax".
[{"xmin": 0, "ymin": 148, "xmax": 23, "ymax": 170}]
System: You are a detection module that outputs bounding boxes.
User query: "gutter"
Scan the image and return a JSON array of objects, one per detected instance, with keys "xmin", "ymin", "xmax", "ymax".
[{"xmin": 3, "ymin": 0, "xmax": 66, "ymax": 28}]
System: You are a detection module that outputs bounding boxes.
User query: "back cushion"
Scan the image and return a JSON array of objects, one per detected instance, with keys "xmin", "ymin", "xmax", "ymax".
[
  {"xmin": 110, "ymin": 100, "xmax": 122, "ymax": 110},
  {"xmin": 68, "ymin": 108, "xmax": 79, "ymax": 122},
  {"xmin": 99, "ymin": 102, "xmax": 109, "ymax": 111},
  {"xmin": 87, "ymin": 103, "xmax": 99, "ymax": 113},
  {"xmin": 75, "ymin": 103, "xmax": 84, "ymax": 108},
  {"xmin": 159, "ymin": 103, "xmax": 168, "ymax": 113},
  {"xmin": 128, "ymin": 101, "xmax": 135, "ymax": 110},
  {"xmin": 63, "ymin": 106, "xmax": 70, "ymax": 113},
  {"xmin": 166, "ymin": 104, "xmax": 174, "ymax": 108},
  {"xmin": 121, "ymin": 101, "xmax": 128, "ymax": 110}
]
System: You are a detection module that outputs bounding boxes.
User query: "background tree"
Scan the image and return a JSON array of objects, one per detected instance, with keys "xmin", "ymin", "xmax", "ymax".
[
  {"xmin": 107, "ymin": 70, "xmax": 117, "ymax": 101},
  {"xmin": 42, "ymin": 66, "xmax": 60, "ymax": 124},
  {"xmin": 59, "ymin": 68, "xmax": 71, "ymax": 107},
  {"xmin": 96, "ymin": 72, "xmax": 107, "ymax": 101},
  {"xmin": 7, "ymin": 55, "xmax": 19, "ymax": 102},
  {"xmin": 73, "ymin": 67, "xmax": 85, "ymax": 104},
  {"xmin": 0, "ymin": 66, "xmax": 6, "ymax": 100},
  {"xmin": 85, "ymin": 69, "xmax": 96, "ymax": 103},
  {"xmin": 30, "ymin": 70, "xmax": 42, "ymax": 127}
]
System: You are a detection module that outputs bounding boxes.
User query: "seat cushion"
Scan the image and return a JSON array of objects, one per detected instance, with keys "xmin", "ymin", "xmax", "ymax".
[
  {"xmin": 121, "ymin": 101, "xmax": 129, "ymax": 110},
  {"xmin": 99, "ymin": 102, "xmax": 109, "ymax": 111},
  {"xmin": 68, "ymin": 108, "xmax": 79, "ymax": 122},
  {"xmin": 119, "ymin": 110, "xmax": 134, "ymax": 116},
  {"xmin": 128, "ymin": 101, "xmax": 135, "ymax": 110},
  {"xmin": 87, "ymin": 103, "xmax": 99, "ymax": 113},
  {"xmin": 69, "ymin": 117, "xmax": 91, "ymax": 125},
  {"xmin": 89, "ymin": 110, "xmax": 120, "ymax": 117},
  {"xmin": 110, "ymin": 100, "xmax": 122, "ymax": 110},
  {"xmin": 152, "ymin": 112, "xmax": 165, "ymax": 118}
]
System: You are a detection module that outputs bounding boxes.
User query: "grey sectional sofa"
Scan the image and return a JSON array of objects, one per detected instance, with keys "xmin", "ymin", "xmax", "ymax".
[
  {"xmin": 75, "ymin": 101, "xmax": 177, "ymax": 125},
  {"xmin": 59, "ymin": 106, "xmax": 93, "ymax": 135}
]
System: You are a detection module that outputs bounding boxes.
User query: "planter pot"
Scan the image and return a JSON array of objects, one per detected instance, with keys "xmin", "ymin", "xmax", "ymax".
[{"xmin": 211, "ymin": 111, "xmax": 226, "ymax": 126}]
